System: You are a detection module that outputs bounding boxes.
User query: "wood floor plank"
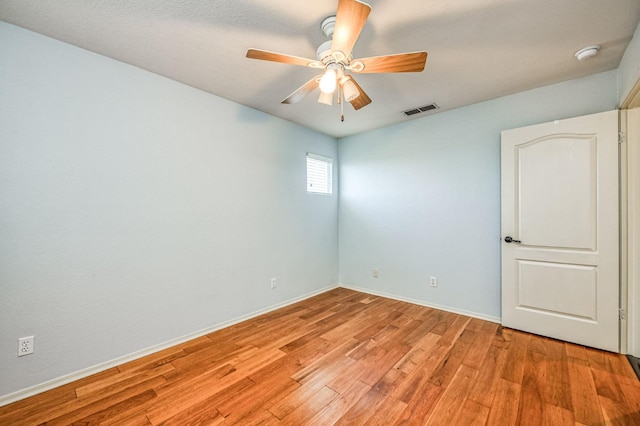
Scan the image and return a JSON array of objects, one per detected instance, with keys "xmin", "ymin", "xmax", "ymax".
[
  {"xmin": 5, "ymin": 376, "xmax": 165, "ymax": 425},
  {"xmin": 428, "ymin": 328, "xmax": 477, "ymax": 388},
  {"xmin": 159, "ymin": 341, "xmax": 250, "ymax": 388},
  {"xmin": 401, "ymin": 309, "xmax": 441, "ymax": 347},
  {"xmin": 542, "ymin": 336, "xmax": 574, "ymax": 411},
  {"xmin": 155, "ymin": 377, "xmax": 255, "ymax": 425},
  {"xmin": 527, "ymin": 334, "xmax": 547, "ymax": 355},
  {"xmin": 485, "ymin": 378, "xmax": 521, "ymax": 426},
  {"xmin": 395, "ymin": 302, "xmax": 433, "ymax": 321},
  {"xmin": 436, "ymin": 315, "xmax": 471, "ymax": 347},
  {"xmin": 499, "ymin": 329, "xmax": 531, "ymax": 385},
  {"xmin": 465, "ymin": 318, "xmax": 485, "ymax": 332},
  {"xmin": 567, "ymin": 357, "xmax": 606, "ymax": 425},
  {"xmin": 219, "ymin": 377, "xmax": 300, "ymax": 423},
  {"xmin": 455, "ymin": 398, "xmax": 491, "ymax": 426},
  {"xmin": 394, "ymin": 332, "xmax": 441, "ymax": 375},
  {"xmin": 227, "ymin": 408, "xmax": 281, "ymax": 426},
  {"xmin": 354, "ymin": 340, "xmax": 412, "ymax": 387},
  {"xmin": 353, "ymin": 310, "xmax": 403, "ymax": 341},
  {"xmin": 323, "ymin": 354, "xmax": 368, "ymax": 395},
  {"xmin": 75, "ymin": 363, "xmax": 174, "ymax": 398},
  {"xmin": 565, "ymin": 342, "xmax": 589, "ymax": 360},
  {"xmin": 607, "ymin": 352, "xmax": 640, "ymax": 383},
  {"xmin": 117, "ymin": 347, "xmax": 189, "ymax": 375},
  {"xmin": 427, "ymin": 310, "xmax": 459, "ymax": 336},
  {"xmin": 598, "ymin": 394, "xmax": 640, "ymax": 425},
  {"xmin": 333, "ymin": 388, "xmax": 387, "ymax": 425},
  {"xmin": 279, "ymin": 385, "xmax": 338, "ymax": 425},
  {"xmin": 362, "ymin": 395, "xmax": 408, "ymax": 426},
  {"xmin": 394, "ymin": 382, "xmax": 444, "ymax": 425},
  {"xmin": 591, "ymin": 366, "xmax": 626, "ymax": 402},
  {"xmin": 618, "ymin": 382, "xmax": 640, "ymax": 423},
  {"xmin": 467, "ymin": 344, "xmax": 507, "ymax": 408},
  {"xmin": 1, "ymin": 288, "xmax": 638, "ymax": 425},
  {"xmin": 543, "ymin": 403, "xmax": 575, "ymax": 426},
  {"xmin": 386, "ymin": 317, "xmax": 424, "ymax": 344},
  {"xmin": 38, "ymin": 378, "xmax": 165, "ymax": 426},
  {"xmin": 391, "ymin": 342, "xmax": 448, "ymax": 404},
  {"xmin": 304, "ymin": 379, "xmax": 371, "ymax": 426},
  {"xmin": 490, "ymin": 325, "xmax": 510, "ymax": 349},
  {"xmin": 269, "ymin": 357, "xmax": 352, "ymax": 420},
  {"xmin": 462, "ymin": 321, "xmax": 496, "ymax": 370},
  {"xmin": 60, "ymin": 388, "xmax": 157, "ymax": 426},
  {"xmin": 320, "ymin": 311, "xmax": 379, "ymax": 342},
  {"xmin": 0, "ymin": 385, "xmax": 77, "ymax": 424},
  {"xmin": 291, "ymin": 338, "xmax": 360, "ymax": 384},
  {"xmin": 514, "ymin": 349, "xmax": 546, "ymax": 425},
  {"xmin": 371, "ymin": 366, "xmax": 407, "ymax": 397},
  {"xmin": 480, "ymin": 320, "xmax": 499, "ymax": 335},
  {"xmin": 146, "ymin": 347, "xmax": 287, "ymax": 424},
  {"xmin": 426, "ymin": 364, "xmax": 478, "ymax": 425}
]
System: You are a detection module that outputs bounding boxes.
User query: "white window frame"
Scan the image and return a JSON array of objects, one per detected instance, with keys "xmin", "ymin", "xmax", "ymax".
[{"xmin": 306, "ymin": 153, "xmax": 333, "ymax": 195}]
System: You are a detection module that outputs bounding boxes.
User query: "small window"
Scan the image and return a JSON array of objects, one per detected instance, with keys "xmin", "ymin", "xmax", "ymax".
[{"xmin": 307, "ymin": 153, "xmax": 333, "ymax": 194}]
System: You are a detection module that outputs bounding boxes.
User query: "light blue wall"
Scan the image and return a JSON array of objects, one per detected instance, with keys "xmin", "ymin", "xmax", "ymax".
[
  {"xmin": 338, "ymin": 71, "xmax": 618, "ymax": 320},
  {"xmin": 619, "ymin": 21, "xmax": 640, "ymax": 104},
  {"xmin": 0, "ymin": 22, "xmax": 338, "ymax": 398}
]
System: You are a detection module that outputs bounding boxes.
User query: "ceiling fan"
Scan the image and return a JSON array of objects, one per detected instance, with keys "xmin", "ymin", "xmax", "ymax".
[{"xmin": 246, "ymin": 0, "xmax": 428, "ymax": 121}]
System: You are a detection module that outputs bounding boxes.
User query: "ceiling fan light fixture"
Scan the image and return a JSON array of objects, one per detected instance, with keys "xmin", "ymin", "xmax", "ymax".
[
  {"xmin": 319, "ymin": 68, "xmax": 338, "ymax": 94},
  {"xmin": 342, "ymin": 78, "xmax": 360, "ymax": 101},
  {"xmin": 318, "ymin": 90, "xmax": 334, "ymax": 106},
  {"xmin": 246, "ymin": 0, "xmax": 428, "ymax": 120}
]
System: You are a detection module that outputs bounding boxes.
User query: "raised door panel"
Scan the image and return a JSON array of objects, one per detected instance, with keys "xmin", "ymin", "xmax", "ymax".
[
  {"xmin": 517, "ymin": 260, "xmax": 597, "ymax": 321},
  {"xmin": 517, "ymin": 135, "xmax": 597, "ymax": 250}
]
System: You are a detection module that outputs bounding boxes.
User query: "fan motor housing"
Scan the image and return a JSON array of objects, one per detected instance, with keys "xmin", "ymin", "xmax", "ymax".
[{"xmin": 316, "ymin": 40, "xmax": 333, "ymax": 62}]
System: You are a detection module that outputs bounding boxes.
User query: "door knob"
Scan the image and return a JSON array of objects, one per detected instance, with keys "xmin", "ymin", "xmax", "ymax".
[{"xmin": 504, "ymin": 236, "xmax": 521, "ymax": 243}]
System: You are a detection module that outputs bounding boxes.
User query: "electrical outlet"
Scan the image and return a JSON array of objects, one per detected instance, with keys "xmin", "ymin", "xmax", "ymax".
[
  {"xmin": 270, "ymin": 277, "xmax": 277, "ymax": 289},
  {"xmin": 373, "ymin": 268, "xmax": 379, "ymax": 278},
  {"xmin": 18, "ymin": 336, "xmax": 34, "ymax": 357},
  {"xmin": 430, "ymin": 277, "xmax": 437, "ymax": 287}
]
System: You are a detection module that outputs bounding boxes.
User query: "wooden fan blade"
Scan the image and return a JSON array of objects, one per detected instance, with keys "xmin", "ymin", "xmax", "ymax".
[
  {"xmin": 346, "ymin": 75, "xmax": 371, "ymax": 110},
  {"xmin": 332, "ymin": 0, "xmax": 371, "ymax": 58},
  {"xmin": 247, "ymin": 49, "xmax": 322, "ymax": 68},
  {"xmin": 352, "ymin": 52, "xmax": 428, "ymax": 73},
  {"xmin": 281, "ymin": 76, "xmax": 320, "ymax": 104}
]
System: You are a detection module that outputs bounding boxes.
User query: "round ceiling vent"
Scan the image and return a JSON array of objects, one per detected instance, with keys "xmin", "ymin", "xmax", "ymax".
[{"xmin": 574, "ymin": 45, "xmax": 600, "ymax": 61}]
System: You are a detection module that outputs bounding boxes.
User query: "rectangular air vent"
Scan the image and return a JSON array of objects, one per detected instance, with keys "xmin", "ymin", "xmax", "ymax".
[
  {"xmin": 402, "ymin": 103, "xmax": 439, "ymax": 116},
  {"xmin": 403, "ymin": 108, "xmax": 421, "ymax": 116}
]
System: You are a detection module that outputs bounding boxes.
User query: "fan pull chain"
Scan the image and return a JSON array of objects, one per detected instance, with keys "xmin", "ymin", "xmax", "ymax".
[{"xmin": 339, "ymin": 85, "xmax": 345, "ymax": 122}]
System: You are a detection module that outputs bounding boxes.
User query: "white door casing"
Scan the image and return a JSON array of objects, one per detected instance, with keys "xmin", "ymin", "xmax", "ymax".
[
  {"xmin": 627, "ymin": 108, "xmax": 640, "ymax": 358},
  {"xmin": 501, "ymin": 110, "xmax": 619, "ymax": 352}
]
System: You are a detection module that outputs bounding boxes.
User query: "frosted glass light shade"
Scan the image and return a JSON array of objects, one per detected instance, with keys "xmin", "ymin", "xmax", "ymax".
[
  {"xmin": 319, "ymin": 69, "xmax": 337, "ymax": 94},
  {"xmin": 318, "ymin": 91, "xmax": 333, "ymax": 105},
  {"xmin": 342, "ymin": 79, "xmax": 360, "ymax": 101}
]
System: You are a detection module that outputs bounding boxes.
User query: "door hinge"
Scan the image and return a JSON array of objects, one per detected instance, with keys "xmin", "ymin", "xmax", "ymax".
[
  {"xmin": 619, "ymin": 132, "xmax": 625, "ymax": 144},
  {"xmin": 619, "ymin": 308, "xmax": 627, "ymax": 320}
]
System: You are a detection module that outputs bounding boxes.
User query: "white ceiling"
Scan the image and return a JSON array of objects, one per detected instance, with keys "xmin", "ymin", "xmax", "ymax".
[{"xmin": 1, "ymin": 0, "xmax": 639, "ymax": 138}]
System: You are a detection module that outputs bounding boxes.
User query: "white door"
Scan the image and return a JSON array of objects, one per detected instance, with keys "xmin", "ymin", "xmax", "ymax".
[{"xmin": 501, "ymin": 110, "xmax": 619, "ymax": 352}]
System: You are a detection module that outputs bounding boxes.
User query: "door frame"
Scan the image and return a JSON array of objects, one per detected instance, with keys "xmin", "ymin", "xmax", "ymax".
[
  {"xmin": 622, "ymin": 106, "xmax": 640, "ymax": 357},
  {"xmin": 621, "ymin": 73, "xmax": 640, "ymax": 357}
]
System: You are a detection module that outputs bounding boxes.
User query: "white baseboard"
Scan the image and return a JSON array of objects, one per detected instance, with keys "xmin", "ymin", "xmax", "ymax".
[
  {"xmin": 339, "ymin": 284, "xmax": 502, "ymax": 324},
  {"xmin": 0, "ymin": 284, "xmax": 339, "ymax": 407}
]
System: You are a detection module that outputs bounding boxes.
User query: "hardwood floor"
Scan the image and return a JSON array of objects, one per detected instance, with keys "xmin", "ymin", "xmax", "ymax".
[{"xmin": 1, "ymin": 288, "xmax": 639, "ymax": 425}]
